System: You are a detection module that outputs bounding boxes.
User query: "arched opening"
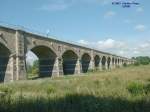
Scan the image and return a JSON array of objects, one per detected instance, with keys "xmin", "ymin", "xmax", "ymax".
[
  {"xmin": 112, "ymin": 57, "xmax": 115, "ymax": 68},
  {"xmin": 62, "ymin": 50, "xmax": 78, "ymax": 75},
  {"xmin": 26, "ymin": 46, "xmax": 56, "ymax": 79},
  {"xmin": 94, "ymin": 55, "xmax": 100, "ymax": 70},
  {"xmin": 0, "ymin": 43, "xmax": 11, "ymax": 82},
  {"xmin": 107, "ymin": 57, "xmax": 111, "ymax": 69},
  {"xmin": 101, "ymin": 56, "xmax": 106, "ymax": 70},
  {"xmin": 81, "ymin": 53, "xmax": 91, "ymax": 73}
]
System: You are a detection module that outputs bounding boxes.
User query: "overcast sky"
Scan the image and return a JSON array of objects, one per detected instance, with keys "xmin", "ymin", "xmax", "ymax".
[{"xmin": 0, "ymin": 0, "xmax": 150, "ymax": 60}]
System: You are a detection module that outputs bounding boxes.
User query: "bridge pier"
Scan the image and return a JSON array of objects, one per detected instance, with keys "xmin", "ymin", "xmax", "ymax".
[
  {"xmin": 16, "ymin": 56, "xmax": 26, "ymax": 80},
  {"xmin": 99, "ymin": 58, "xmax": 102, "ymax": 71},
  {"xmin": 76, "ymin": 59, "xmax": 81, "ymax": 74},
  {"xmin": 109, "ymin": 57, "xmax": 113, "ymax": 70}
]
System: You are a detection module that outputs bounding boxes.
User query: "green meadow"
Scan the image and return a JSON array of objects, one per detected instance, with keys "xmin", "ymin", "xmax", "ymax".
[{"xmin": 0, "ymin": 65, "xmax": 150, "ymax": 112}]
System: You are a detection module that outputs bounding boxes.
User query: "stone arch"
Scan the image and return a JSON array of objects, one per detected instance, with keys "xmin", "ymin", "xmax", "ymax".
[
  {"xmin": 101, "ymin": 56, "xmax": 106, "ymax": 70},
  {"xmin": 81, "ymin": 53, "xmax": 91, "ymax": 73},
  {"xmin": 94, "ymin": 55, "xmax": 100, "ymax": 69},
  {"xmin": 0, "ymin": 42, "xmax": 11, "ymax": 82},
  {"xmin": 62, "ymin": 50, "xmax": 78, "ymax": 75},
  {"xmin": 27, "ymin": 45, "xmax": 57, "ymax": 78},
  {"xmin": 107, "ymin": 57, "xmax": 111, "ymax": 69}
]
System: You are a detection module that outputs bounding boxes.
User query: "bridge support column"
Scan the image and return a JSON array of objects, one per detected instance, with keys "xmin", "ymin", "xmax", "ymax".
[
  {"xmin": 76, "ymin": 59, "xmax": 81, "ymax": 74},
  {"xmin": 89, "ymin": 59, "xmax": 94, "ymax": 71},
  {"xmin": 4, "ymin": 55, "xmax": 16, "ymax": 82},
  {"xmin": 99, "ymin": 58, "xmax": 102, "ymax": 71},
  {"xmin": 105, "ymin": 61, "xmax": 108, "ymax": 70},
  {"xmin": 109, "ymin": 57, "xmax": 113, "ymax": 70},
  {"xmin": 16, "ymin": 56, "xmax": 27, "ymax": 80},
  {"xmin": 120, "ymin": 60, "xmax": 123, "ymax": 67},
  {"xmin": 9, "ymin": 55, "xmax": 15, "ymax": 82},
  {"xmin": 52, "ymin": 57, "xmax": 60, "ymax": 77},
  {"xmin": 15, "ymin": 30, "xmax": 26, "ymax": 80},
  {"xmin": 58, "ymin": 58, "xmax": 63, "ymax": 76},
  {"xmin": 113, "ymin": 60, "xmax": 116, "ymax": 69}
]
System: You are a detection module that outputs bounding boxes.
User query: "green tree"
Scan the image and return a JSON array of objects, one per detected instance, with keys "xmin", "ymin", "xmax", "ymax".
[{"xmin": 32, "ymin": 60, "xmax": 39, "ymax": 75}]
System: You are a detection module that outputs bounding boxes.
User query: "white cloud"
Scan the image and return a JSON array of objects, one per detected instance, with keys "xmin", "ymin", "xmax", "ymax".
[
  {"xmin": 140, "ymin": 43, "xmax": 150, "ymax": 49},
  {"xmin": 104, "ymin": 11, "xmax": 116, "ymax": 18},
  {"xmin": 134, "ymin": 24, "xmax": 147, "ymax": 32},
  {"xmin": 136, "ymin": 7, "xmax": 144, "ymax": 12},
  {"xmin": 97, "ymin": 39, "xmax": 124, "ymax": 49},
  {"xmin": 133, "ymin": 51, "xmax": 140, "ymax": 54},
  {"xmin": 78, "ymin": 38, "xmax": 128, "ymax": 56},
  {"xmin": 78, "ymin": 40, "xmax": 89, "ymax": 45},
  {"xmin": 78, "ymin": 38, "xmax": 150, "ymax": 58},
  {"xmin": 26, "ymin": 51, "xmax": 38, "ymax": 65}
]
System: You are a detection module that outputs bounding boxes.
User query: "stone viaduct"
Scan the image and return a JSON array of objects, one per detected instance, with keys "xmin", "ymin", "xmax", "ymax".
[{"xmin": 0, "ymin": 25, "xmax": 134, "ymax": 82}]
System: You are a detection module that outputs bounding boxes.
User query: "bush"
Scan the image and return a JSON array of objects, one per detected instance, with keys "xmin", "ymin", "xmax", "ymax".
[
  {"xmin": 0, "ymin": 86, "xmax": 13, "ymax": 94},
  {"xmin": 141, "ymin": 61, "xmax": 149, "ymax": 65},
  {"xmin": 144, "ymin": 83, "xmax": 150, "ymax": 94},
  {"xmin": 134, "ymin": 61, "xmax": 140, "ymax": 66},
  {"xmin": 127, "ymin": 82, "xmax": 144, "ymax": 95},
  {"xmin": 123, "ymin": 63, "xmax": 127, "ymax": 67},
  {"xmin": 46, "ymin": 85, "xmax": 55, "ymax": 94}
]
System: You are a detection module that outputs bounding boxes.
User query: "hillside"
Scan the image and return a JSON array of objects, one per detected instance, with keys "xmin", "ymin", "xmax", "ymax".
[{"xmin": 0, "ymin": 65, "xmax": 150, "ymax": 112}]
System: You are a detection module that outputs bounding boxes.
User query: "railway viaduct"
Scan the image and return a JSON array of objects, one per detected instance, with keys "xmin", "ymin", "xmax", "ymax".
[{"xmin": 0, "ymin": 25, "xmax": 134, "ymax": 82}]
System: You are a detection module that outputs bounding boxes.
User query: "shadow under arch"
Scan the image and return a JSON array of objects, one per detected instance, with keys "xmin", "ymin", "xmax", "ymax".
[
  {"xmin": 0, "ymin": 42, "xmax": 11, "ymax": 82},
  {"xmin": 94, "ymin": 55, "xmax": 100, "ymax": 69},
  {"xmin": 112, "ymin": 57, "xmax": 115, "ymax": 68},
  {"xmin": 27, "ymin": 45, "xmax": 57, "ymax": 78},
  {"xmin": 81, "ymin": 53, "xmax": 91, "ymax": 73},
  {"xmin": 62, "ymin": 50, "xmax": 78, "ymax": 75},
  {"xmin": 102, "ymin": 56, "xmax": 106, "ymax": 70},
  {"xmin": 107, "ymin": 57, "xmax": 111, "ymax": 69}
]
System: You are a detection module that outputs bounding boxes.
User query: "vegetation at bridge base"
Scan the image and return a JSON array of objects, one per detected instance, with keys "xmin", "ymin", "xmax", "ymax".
[
  {"xmin": 0, "ymin": 65, "xmax": 150, "ymax": 112},
  {"xmin": 27, "ymin": 60, "xmax": 39, "ymax": 79},
  {"xmin": 132, "ymin": 56, "xmax": 150, "ymax": 66}
]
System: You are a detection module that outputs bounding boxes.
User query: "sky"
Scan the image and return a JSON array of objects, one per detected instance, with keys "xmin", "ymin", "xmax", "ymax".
[{"xmin": 0, "ymin": 0, "xmax": 150, "ymax": 60}]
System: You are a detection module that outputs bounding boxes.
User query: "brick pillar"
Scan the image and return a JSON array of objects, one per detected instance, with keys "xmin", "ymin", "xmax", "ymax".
[
  {"xmin": 58, "ymin": 58, "xmax": 63, "ymax": 75},
  {"xmin": 109, "ymin": 57, "xmax": 113, "ymax": 70},
  {"xmin": 76, "ymin": 58, "xmax": 81, "ymax": 74},
  {"xmin": 105, "ymin": 60, "xmax": 108, "ymax": 70},
  {"xmin": 4, "ymin": 55, "xmax": 15, "ymax": 82},
  {"xmin": 99, "ymin": 58, "xmax": 102, "ymax": 71},
  {"xmin": 120, "ymin": 59, "xmax": 123, "ymax": 67},
  {"xmin": 89, "ymin": 50, "xmax": 94, "ymax": 70},
  {"xmin": 52, "ymin": 57, "xmax": 60, "ymax": 77},
  {"xmin": 89, "ymin": 59, "xmax": 94, "ymax": 70},
  {"xmin": 9, "ymin": 55, "xmax": 15, "ymax": 82},
  {"xmin": 15, "ymin": 30, "xmax": 26, "ymax": 80}
]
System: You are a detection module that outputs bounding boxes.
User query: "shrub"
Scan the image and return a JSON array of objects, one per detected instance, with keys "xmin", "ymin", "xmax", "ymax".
[
  {"xmin": 144, "ymin": 83, "xmax": 150, "ymax": 94},
  {"xmin": 127, "ymin": 82, "xmax": 144, "ymax": 95},
  {"xmin": 123, "ymin": 63, "xmax": 127, "ymax": 67},
  {"xmin": 134, "ymin": 61, "xmax": 140, "ymax": 66},
  {"xmin": 46, "ymin": 85, "xmax": 55, "ymax": 94},
  {"xmin": 0, "ymin": 86, "xmax": 13, "ymax": 94},
  {"xmin": 141, "ymin": 61, "xmax": 149, "ymax": 65}
]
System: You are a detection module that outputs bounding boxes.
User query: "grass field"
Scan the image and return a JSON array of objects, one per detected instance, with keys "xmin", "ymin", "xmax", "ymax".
[{"xmin": 0, "ymin": 65, "xmax": 150, "ymax": 112}]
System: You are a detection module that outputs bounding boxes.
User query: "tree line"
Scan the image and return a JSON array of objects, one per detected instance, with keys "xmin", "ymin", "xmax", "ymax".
[{"xmin": 132, "ymin": 56, "xmax": 150, "ymax": 65}]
